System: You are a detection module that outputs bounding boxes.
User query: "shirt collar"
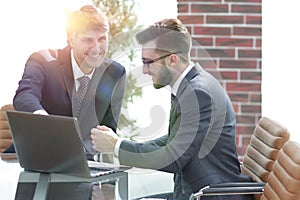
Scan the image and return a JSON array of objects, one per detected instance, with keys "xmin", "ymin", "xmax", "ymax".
[{"xmin": 171, "ymin": 63, "xmax": 194, "ymax": 96}]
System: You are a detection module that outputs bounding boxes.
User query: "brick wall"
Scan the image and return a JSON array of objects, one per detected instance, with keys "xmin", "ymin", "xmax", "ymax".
[{"xmin": 177, "ymin": 0, "xmax": 262, "ymax": 158}]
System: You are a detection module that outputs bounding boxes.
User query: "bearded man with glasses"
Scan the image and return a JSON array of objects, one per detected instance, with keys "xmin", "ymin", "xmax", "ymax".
[{"xmin": 91, "ymin": 18, "xmax": 254, "ymax": 200}]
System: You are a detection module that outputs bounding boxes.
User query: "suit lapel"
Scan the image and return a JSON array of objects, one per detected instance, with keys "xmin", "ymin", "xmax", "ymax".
[
  {"xmin": 176, "ymin": 66, "xmax": 199, "ymax": 98},
  {"xmin": 170, "ymin": 66, "xmax": 199, "ymax": 113},
  {"xmin": 58, "ymin": 47, "xmax": 74, "ymax": 103},
  {"xmin": 169, "ymin": 66, "xmax": 199, "ymax": 136}
]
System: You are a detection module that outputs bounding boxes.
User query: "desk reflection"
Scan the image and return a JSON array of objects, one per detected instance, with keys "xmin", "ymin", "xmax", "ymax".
[
  {"xmin": 15, "ymin": 182, "xmax": 117, "ymax": 200},
  {"xmin": 14, "ymin": 171, "xmax": 127, "ymax": 200},
  {"xmin": 16, "ymin": 182, "xmax": 91, "ymax": 200},
  {"xmin": 0, "ymin": 156, "xmax": 174, "ymax": 200}
]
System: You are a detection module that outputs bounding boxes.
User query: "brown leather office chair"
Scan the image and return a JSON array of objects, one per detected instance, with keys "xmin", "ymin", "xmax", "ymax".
[
  {"xmin": 241, "ymin": 117, "xmax": 290, "ymax": 183},
  {"xmin": 0, "ymin": 104, "xmax": 14, "ymax": 153},
  {"xmin": 190, "ymin": 117, "xmax": 291, "ymax": 200},
  {"xmin": 261, "ymin": 140, "xmax": 300, "ymax": 200},
  {"xmin": 190, "ymin": 140, "xmax": 300, "ymax": 200}
]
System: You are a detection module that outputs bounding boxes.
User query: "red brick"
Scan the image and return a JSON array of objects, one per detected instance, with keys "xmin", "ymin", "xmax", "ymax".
[
  {"xmin": 227, "ymin": 82, "xmax": 261, "ymax": 92},
  {"xmin": 193, "ymin": 37, "xmax": 213, "ymax": 46},
  {"xmin": 232, "ymin": 5, "xmax": 261, "ymax": 14},
  {"xmin": 236, "ymin": 126, "xmax": 256, "ymax": 135},
  {"xmin": 185, "ymin": 26, "xmax": 193, "ymax": 34},
  {"xmin": 220, "ymin": 60, "xmax": 257, "ymax": 69},
  {"xmin": 242, "ymin": 139, "xmax": 251, "ymax": 155},
  {"xmin": 233, "ymin": 26, "xmax": 261, "ymax": 36},
  {"xmin": 225, "ymin": 0, "xmax": 261, "ymax": 2},
  {"xmin": 236, "ymin": 132, "xmax": 252, "ymax": 146},
  {"xmin": 257, "ymin": 60, "xmax": 261, "ymax": 69},
  {"xmin": 178, "ymin": 0, "xmax": 221, "ymax": 2},
  {"xmin": 256, "ymin": 38, "xmax": 261, "ymax": 48},
  {"xmin": 192, "ymin": 47, "xmax": 213, "ymax": 57},
  {"xmin": 206, "ymin": 70, "xmax": 224, "ymax": 82},
  {"xmin": 216, "ymin": 37, "xmax": 253, "ymax": 47},
  {"xmin": 190, "ymin": 48, "xmax": 197, "ymax": 57},
  {"xmin": 240, "ymin": 71, "xmax": 261, "ymax": 81},
  {"xmin": 178, "ymin": 0, "xmax": 262, "ymax": 159},
  {"xmin": 178, "ymin": 15, "xmax": 204, "ymax": 24},
  {"xmin": 241, "ymin": 105, "xmax": 261, "ymax": 113},
  {"xmin": 194, "ymin": 26, "xmax": 231, "ymax": 36},
  {"xmin": 238, "ymin": 49, "xmax": 261, "ymax": 58},
  {"xmin": 246, "ymin": 15, "xmax": 262, "ymax": 25},
  {"xmin": 228, "ymin": 93, "xmax": 249, "ymax": 103},
  {"xmin": 236, "ymin": 133, "xmax": 252, "ymax": 155},
  {"xmin": 193, "ymin": 59, "xmax": 218, "ymax": 69},
  {"xmin": 250, "ymin": 93, "xmax": 261, "ymax": 103},
  {"xmin": 206, "ymin": 48, "xmax": 235, "ymax": 58},
  {"xmin": 237, "ymin": 146, "xmax": 247, "ymax": 157},
  {"xmin": 207, "ymin": 15, "xmax": 244, "ymax": 24},
  {"xmin": 178, "ymin": 4, "xmax": 189, "ymax": 13},
  {"xmin": 236, "ymin": 115, "xmax": 256, "ymax": 124},
  {"xmin": 191, "ymin": 4, "xmax": 228, "ymax": 13},
  {"xmin": 219, "ymin": 71, "xmax": 238, "ymax": 80},
  {"xmin": 242, "ymin": 135, "xmax": 252, "ymax": 146}
]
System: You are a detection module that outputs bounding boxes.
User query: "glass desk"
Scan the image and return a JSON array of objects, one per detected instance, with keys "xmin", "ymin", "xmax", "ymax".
[{"xmin": 0, "ymin": 154, "xmax": 173, "ymax": 199}]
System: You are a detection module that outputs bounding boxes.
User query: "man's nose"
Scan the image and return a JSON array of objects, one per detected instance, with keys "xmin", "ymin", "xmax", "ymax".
[{"xmin": 142, "ymin": 65, "xmax": 149, "ymax": 74}]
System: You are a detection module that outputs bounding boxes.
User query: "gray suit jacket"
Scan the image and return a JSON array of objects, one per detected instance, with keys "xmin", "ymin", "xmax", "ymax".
[
  {"xmin": 118, "ymin": 64, "xmax": 253, "ymax": 200},
  {"xmin": 13, "ymin": 46, "xmax": 126, "ymax": 155}
]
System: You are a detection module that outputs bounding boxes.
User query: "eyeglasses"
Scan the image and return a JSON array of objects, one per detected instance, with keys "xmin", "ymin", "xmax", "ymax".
[{"xmin": 142, "ymin": 51, "xmax": 181, "ymax": 69}]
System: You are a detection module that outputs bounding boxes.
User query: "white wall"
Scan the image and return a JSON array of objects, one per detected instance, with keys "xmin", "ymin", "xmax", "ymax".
[
  {"xmin": 0, "ymin": 0, "xmax": 72, "ymax": 106},
  {"xmin": 262, "ymin": 1, "xmax": 300, "ymax": 142}
]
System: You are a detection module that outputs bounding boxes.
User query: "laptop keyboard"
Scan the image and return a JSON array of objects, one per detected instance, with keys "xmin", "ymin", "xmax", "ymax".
[{"xmin": 89, "ymin": 167, "xmax": 117, "ymax": 177}]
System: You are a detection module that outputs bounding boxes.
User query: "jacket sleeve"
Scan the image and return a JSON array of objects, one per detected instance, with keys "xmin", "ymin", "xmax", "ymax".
[
  {"xmin": 118, "ymin": 88, "xmax": 212, "ymax": 173},
  {"xmin": 13, "ymin": 52, "xmax": 47, "ymax": 112}
]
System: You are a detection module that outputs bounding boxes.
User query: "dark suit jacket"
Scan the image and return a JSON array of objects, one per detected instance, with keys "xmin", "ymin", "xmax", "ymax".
[
  {"xmin": 11, "ymin": 46, "xmax": 126, "ymax": 155},
  {"xmin": 118, "ymin": 64, "xmax": 253, "ymax": 200}
]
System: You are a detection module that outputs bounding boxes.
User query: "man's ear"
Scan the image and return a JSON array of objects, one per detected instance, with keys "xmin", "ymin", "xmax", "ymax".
[
  {"xmin": 68, "ymin": 34, "xmax": 75, "ymax": 48},
  {"xmin": 169, "ymin": 54, "xmax": 179, "ymax": 66}
]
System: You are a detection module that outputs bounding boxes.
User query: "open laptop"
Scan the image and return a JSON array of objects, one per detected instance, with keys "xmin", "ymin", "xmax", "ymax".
[{"xmin": 6, "ymin": 110, "xmax": 130, "ymax": 179}]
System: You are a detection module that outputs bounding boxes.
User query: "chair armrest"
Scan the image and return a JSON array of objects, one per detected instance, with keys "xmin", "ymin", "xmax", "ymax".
[
  {"xmin": 190, "ymin": 182, "xmax": 265, "ymax": 200},
  {"xmin": 0, "ymin": 153, "xmax": 18, "ymax": 162},
  {"xmin": 209, "ymin": 182, "xmax": 265, "ymax": 188}
]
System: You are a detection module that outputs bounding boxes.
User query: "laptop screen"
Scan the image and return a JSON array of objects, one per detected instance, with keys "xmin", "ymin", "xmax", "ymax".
[{"xmin": 6, "ymin": 110, "xmax": 91, "ymax": 178}]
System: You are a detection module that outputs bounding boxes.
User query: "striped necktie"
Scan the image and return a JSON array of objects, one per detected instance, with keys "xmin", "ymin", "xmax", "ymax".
[
  {"xmin": 169, "ymin": 93, "xmax": 177, "ymax": 129},
  {"xmin": 171, "ymin": 93, "xmax": 176, "ymax": 105},
  {"xmin": 77, "ymin": 76, "xmax": 90, "ymax": 111}
]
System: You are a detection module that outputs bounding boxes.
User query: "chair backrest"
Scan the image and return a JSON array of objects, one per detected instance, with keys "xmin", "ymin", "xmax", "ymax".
[
  {"xmin": 241, "ymin": 117, "xmax": 290, "ymax": 183},
  {"xmin": 261, "ymin": 141, "xmax": 300, "ymax": 200},
  {"xmin": 0, "ymin": 104, "xmax": 14, "ymax": 153}
]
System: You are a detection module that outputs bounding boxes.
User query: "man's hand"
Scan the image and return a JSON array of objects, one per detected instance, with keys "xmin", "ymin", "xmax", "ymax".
[{"xmin": 91, "ymin": 125, "xmax": 119, "ymax": 153}]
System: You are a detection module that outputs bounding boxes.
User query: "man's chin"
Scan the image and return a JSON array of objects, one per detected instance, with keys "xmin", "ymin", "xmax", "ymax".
[
  {"xmin": 86, "ymin": 58, "xmax": 105, "ymax": 68},
  {"xmin": 153, "ymin": 83, "xmax": 165, "ymax": 89}
]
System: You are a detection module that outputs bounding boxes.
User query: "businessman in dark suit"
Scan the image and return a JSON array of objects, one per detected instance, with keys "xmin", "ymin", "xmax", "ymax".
[
  {"xmin": 6, "ymin": 5, "xmax": 126, "ymax": 156},
  {"xmin": 91, "ymin": 19, "xmax": 253, "ymax": 199}
]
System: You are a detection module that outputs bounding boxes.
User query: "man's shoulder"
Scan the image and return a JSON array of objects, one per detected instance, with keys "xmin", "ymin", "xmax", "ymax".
[
  {"xmin": 103, "ymin": 57, "xmax": 126, "ymax": 75},
  {"xmin": 29, "ymin": 46, "xmax": 69, "ymax": 63},
  {"xmin": 104, "ymin": 57, "xmax": 125, "ymax": 68}
]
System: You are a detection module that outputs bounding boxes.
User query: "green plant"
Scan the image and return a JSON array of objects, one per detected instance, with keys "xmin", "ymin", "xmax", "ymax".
[{"xmin": 92, "ymin": 0, "xmax": 143, "ymax": 139}]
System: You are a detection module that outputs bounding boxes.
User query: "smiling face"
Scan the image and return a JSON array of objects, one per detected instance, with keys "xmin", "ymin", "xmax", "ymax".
[
  {"xmin": 69, "ymin": 29, "xmax": 108, "ymax": 74},
  {"xmin": 142, "ymin": 47, "xmax": 174, "ymax": 89}
]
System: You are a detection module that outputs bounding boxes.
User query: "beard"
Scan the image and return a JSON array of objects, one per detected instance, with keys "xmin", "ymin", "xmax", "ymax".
[
  {"xmin": 83, "ymin": 54, "xmax": 106, "ymax": 69},
  {"xmin": 153, "ymin": 65, "xmax": 172, "ymax": 89}
]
